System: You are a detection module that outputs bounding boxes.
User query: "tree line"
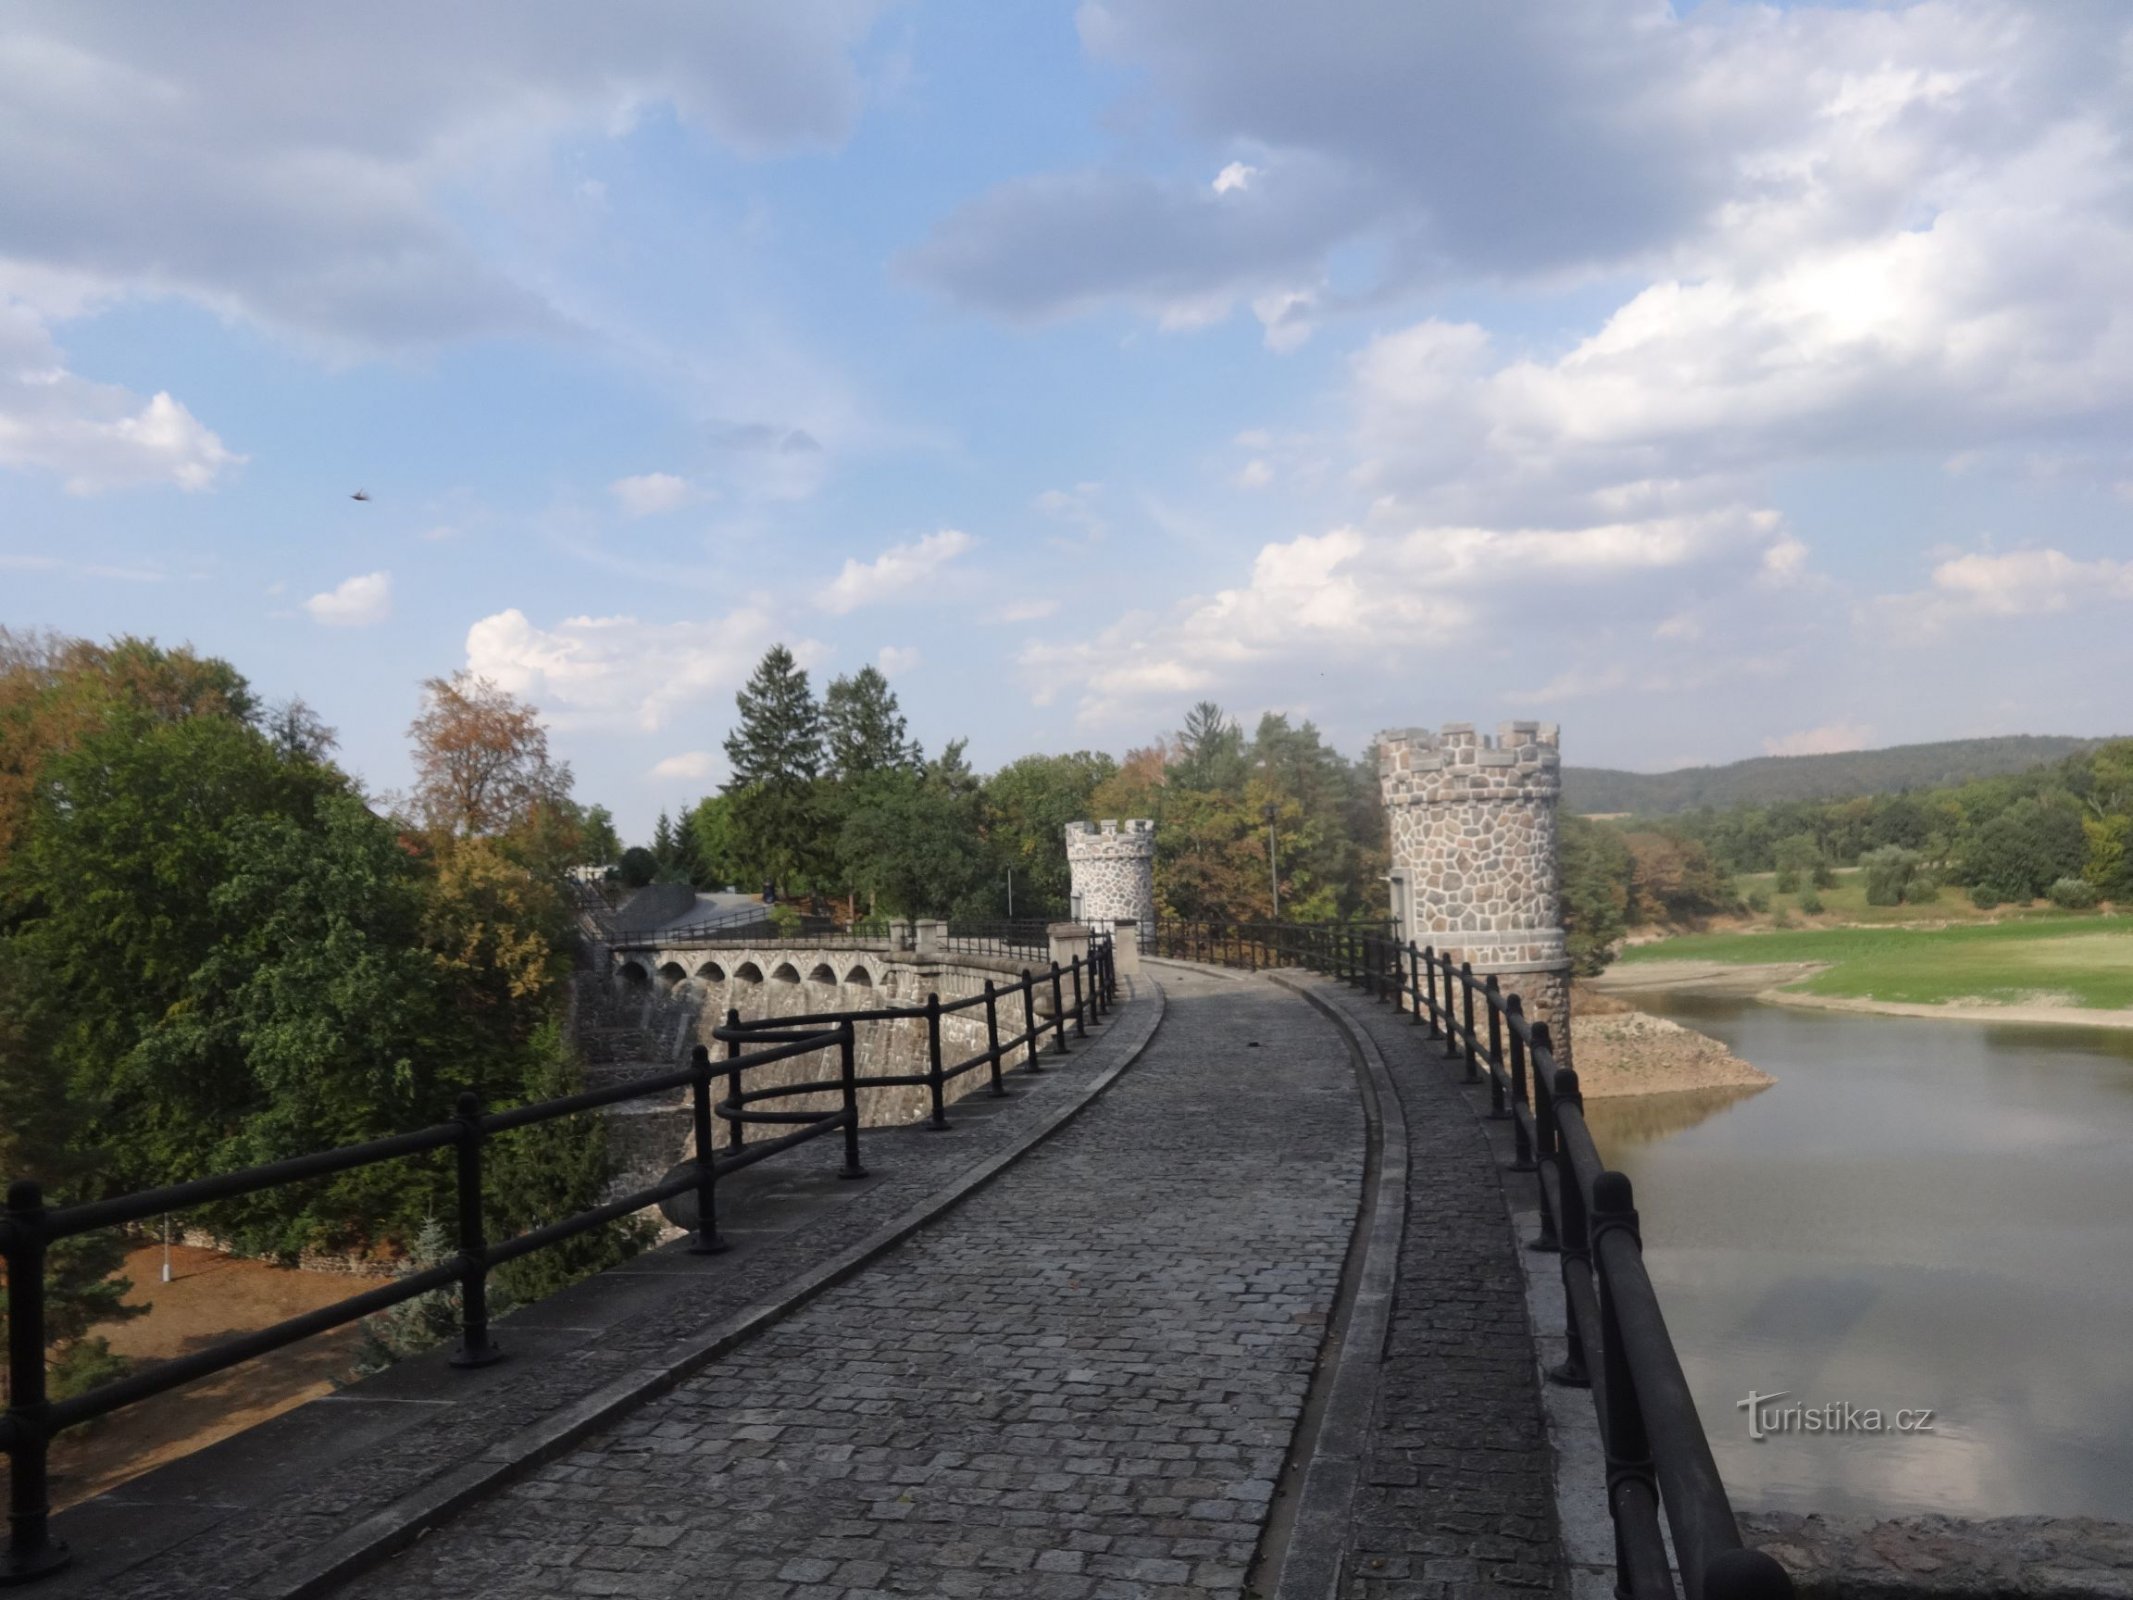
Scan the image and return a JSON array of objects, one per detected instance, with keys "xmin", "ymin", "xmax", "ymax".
[
  {"xmin": 1560, "ymin": 739, "xmax": 2133, "ymax": 971},
  {"xmin": 0, "ymin": 631, "xmax": 637, "ymax": 1398},
  {"xmin": 609, "ymin": 648, "xmax": 1393, "ymax": 927}
]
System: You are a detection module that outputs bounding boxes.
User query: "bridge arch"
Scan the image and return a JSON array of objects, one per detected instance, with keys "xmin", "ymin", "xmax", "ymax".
[
  {"xmin": 734, "ymin": 961, "xmax": 764, "ymax": 986},
  {"xmin": 770, "ymin": 961, "xmax": 801, "ymax": 985},
  {"xmin": 657, "ymin": 961, "xmax": 686, "ymax": 990},
  {"xmin": 695, "ymin": 959, "xmax": 727, "ymax": 982},
  {"xmin": 617, "ymin": 959, "xmax": 650, "ymax": 988},
  {"xmin": 843, "ymin": 964, "xmax": 874, "ymax": 987}
]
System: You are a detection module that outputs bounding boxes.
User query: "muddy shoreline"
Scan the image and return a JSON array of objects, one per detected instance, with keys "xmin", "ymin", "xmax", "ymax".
[{"xmin": 1593, "ymin": 960, "xmax": 2133, "ymax": 1033}]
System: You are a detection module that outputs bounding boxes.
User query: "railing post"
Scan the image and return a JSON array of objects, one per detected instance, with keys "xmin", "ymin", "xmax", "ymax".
[
  {"xmin": 837, "ymin": 1020, "xmax": 867, "ymax": 1179},
  {"xmin": 1021, "ymin": 969, "xmax": 1044, "ymax": 1073},
  {"xmin": 1485, "ymin": 975, "xmax": 1508, "ymax": 1119},
  {"xmin": 1461, "ymin": 963, "xmax": 1479, "ymax": 1083},
  {"xmin": 1049, "ymin": 962, "xmax": 1069, "ymax": 1054},
  {"xmin": 984, "ymin": 979, "xmax": 1007, "ymax": 1098},
  {"xmin": 1407, "ymin": 942, "xmax": 1422, "ymax": 1026},
  {"xmin": 1390, "ymin": 934, "xmax": 1406, "ymax": 1015},
  {"xmin": 1591, "ymin": 1170, "xmax": 1661, "ymax": 1597},
  {"xmin": 450, "ymin": 1092, "xmax": 503, "ymax": 1368},
  {"xmin": 724, "ymin": 1006, "xmax": 746, "ymax": 1155},
  {"xmin": 1546, "ymin": 1051, "xmax": 1592, "ymax": 1389},
  {"xmin": 1528, "ymin": 1020, "xmax": 1562, "ymax": 1252},
  {"xmin": 1070, "ymin": 956, "xmax": 1088, "ymax": 1038},
  {"xmin": 1506, "ymin": 995, "xmax": 1538, "ymax": 1173},
  {"xmin": 688, "ymin": 1045, "xmax": 728, "ymax": 1254},
  {"xmin": 1442, "ymin": 957, "xmax": 1462, "ymax": 1060},
  {"xmin": 925, "ymin": 992, "xmax": 949, "ymax": 1130},
  {"xmin": 3, "ymin": 1180, "xmax": 69, "ymax": 1583}
]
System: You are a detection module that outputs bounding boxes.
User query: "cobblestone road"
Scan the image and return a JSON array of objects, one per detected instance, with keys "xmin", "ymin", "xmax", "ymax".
[
  {"xmin": 1329, "ymin": 989, "xmax": 1561, "ymax": 1599},
  {"xmin": 341, "ymin": 970, "xmax": 1364, "ymax": 1600}
]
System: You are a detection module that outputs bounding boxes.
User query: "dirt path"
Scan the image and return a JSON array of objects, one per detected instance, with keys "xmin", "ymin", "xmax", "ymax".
[{"xmin": 43, "ymin": 1244, "xmax": 368, "ymax": 1508}]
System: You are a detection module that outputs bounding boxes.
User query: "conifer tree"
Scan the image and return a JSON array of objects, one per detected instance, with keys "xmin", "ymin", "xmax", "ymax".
[
  {"xmin": 824, "ymin": 666, "xmax": 920, "ymax": 779},
  {"xmin": 721, "ymin": 646, "xmax": 826, "ymax": 892}
]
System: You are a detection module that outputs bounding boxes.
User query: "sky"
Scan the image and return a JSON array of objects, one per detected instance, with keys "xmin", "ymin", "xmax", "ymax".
[{"xmin": 3, "ymin": 1, "xmax": 2130, "ymax": 840}]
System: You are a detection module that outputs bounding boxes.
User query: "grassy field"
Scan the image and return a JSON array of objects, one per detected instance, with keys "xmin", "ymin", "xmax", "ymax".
[
  {"xmin": 1617, "ymin": 916, "xmax": 2133, "ymax": 1009},
  {"xmin": 1727, "ymin": 865, "xmax": 2083, "ymax": 927}
]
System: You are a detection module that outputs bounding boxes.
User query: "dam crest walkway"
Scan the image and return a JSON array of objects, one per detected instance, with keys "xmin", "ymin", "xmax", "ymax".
[{"xmin": 41, "ymin": 967, "xmax": 1566, "ymax": 1600}]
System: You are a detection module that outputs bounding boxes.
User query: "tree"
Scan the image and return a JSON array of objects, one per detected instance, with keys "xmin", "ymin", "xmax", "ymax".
[
  {"xmin": 1861, "ymin": 845, "xmax": 1923, "ymax": 906},
  {"xmin": 1173, "ymin": 702, "xmax": 1247, "ymax": 793},
  {"xmin": 1772, "ymin": 833, "xmax": 1823, "ymax": 895},
  {"xmin": 685, "ymin": 795, "xmax": 742, "ymax": 890},
  {"xmin": 407, "ymin": 672, "xmax": 571, "ymax": 838},
  {"xmin": 824, "ymin": 667, "xmax": 919, "ymax": 779},
  {"xmin": 722, "ymin": 646, "xmax": 826, "ymax": 891},
  {"xmin": 1560, "ymin": 815, "xmax": 1632, "ymax": 974},
  {"xmin": 981, "ymin": 752, "xmax": 1118, "ymax": 917},
  {"xmin": 579, "ymin": 805, "xmax": 622, "ymax": 867},
  {"xmin": 263, "ymin": 696, "xmax": 338, "ymax": 763},
  {"xmin": 1963, "ymin": 796, "xmax": 2088, "ymax": 905}
]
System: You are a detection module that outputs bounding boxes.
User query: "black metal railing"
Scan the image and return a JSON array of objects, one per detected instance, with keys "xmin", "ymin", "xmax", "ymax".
[
  {"xmin": 1149, "ymin": 921, "xmax": 1792, "ymax": 1600},
  {"xmin": 0, "ymin": 940, "xmax": 1117, "ymax": 1583}
]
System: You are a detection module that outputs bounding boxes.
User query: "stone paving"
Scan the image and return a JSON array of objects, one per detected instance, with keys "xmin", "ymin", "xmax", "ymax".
[
  {"xmin": 1322, "ymin": 986, "xmax": 1562, "ymax": 1599},
  {"xmin": 338, "ymin": 970, "xmax": 1367, "ymax": 1600}
]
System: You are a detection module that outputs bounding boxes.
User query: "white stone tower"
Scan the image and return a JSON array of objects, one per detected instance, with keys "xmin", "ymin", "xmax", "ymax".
[
  {"xmin": 1378, "ymin": 722, "xmax": 1572, "ymax": 1059},
  {"xmin": 1063, "ymin": 820, "xmax": 1156, "ymax": 937}
]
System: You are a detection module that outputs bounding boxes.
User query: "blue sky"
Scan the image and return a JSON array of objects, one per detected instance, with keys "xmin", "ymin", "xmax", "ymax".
[{"xmin": 4, "ymin": 1, "xmax": 2130, "ymax": 840}]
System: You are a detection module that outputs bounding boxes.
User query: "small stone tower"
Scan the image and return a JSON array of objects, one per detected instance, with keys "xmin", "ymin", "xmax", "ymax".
[
  {"xmin": 1378, "ymin": 722, "xmax": 1572, "ymax": 1060},
  {"xmin": 1064, "ymin": 820, "xmax": 1157, "ymax": 937}
]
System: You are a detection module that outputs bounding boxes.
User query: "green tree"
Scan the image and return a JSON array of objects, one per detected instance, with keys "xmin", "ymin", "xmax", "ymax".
[
  {"xmin": 578, "ymin": 804, "xmax": 623, "ymax": 867},
  {"xmin": 1560, "ymin": 815, "xmax": 1632, "ymax": 975},
  {"xmin": 722, "ymin": 646, "xmax": 826, "ymax": 893},
  {"xmin": 1861, "ymin": 845, "xmax": 1923, "ymax": 906},
  {"xmin": 685, "ymin": 794, "xmax": 742, "ymax": 890},
  {"xmin": 1173, "ymin": 701, "xmax": 1247, "ymax": 793},
  {"xmin": 1964, "ymin": 796, "xmax": 2088, "ymax": 904},
  {"xmin": 980, "ymin": 751, "xmax": 1117, "ymax": 916},
  {"xmin": 824, "ymin": 666, "xmax": 919, "ymax": 779}
]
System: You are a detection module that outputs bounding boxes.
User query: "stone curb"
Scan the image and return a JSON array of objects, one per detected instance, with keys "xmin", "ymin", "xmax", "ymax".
[
  {"xmin": 1259, "ymin": 971, "xmax": 1412, "ymax": 1600},
  {"xmin": 251, "ymin": 981, "xmax": 1170, "ymax": 1600}
]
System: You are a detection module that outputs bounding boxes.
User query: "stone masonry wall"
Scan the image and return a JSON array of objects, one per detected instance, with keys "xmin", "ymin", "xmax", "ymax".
[
  {"xmin": 592, "ymin": 946, "xmax": 1068, "ymax": 1224},
  {"xmin": 1064, "ymin": 818, "xmax": 1156, "ymax": 936},
  {"xmin": 1379, "ymin": 721, "xmax": 1573, "ymax": 1062}
]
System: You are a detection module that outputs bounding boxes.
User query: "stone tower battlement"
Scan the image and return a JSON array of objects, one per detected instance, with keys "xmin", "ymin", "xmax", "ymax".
[
  {"xmin": 1064, "ymin": 819, "xmax": 1156, "ymax": 935},
  {"xmin": 1378, "ymin": 720, "xmax": 1571, "ymax": 1058}
]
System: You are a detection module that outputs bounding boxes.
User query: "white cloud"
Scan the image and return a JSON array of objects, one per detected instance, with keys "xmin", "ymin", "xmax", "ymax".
[
  {"xmin": 303, "ymin": 570, "xmax": 392, "ymax": 626},
  {"xmin": 0, "ymin": 302, "xmax": 241, "ymax": 492},
  {"xmin": 1236, "ymin": 458, "xmax": 1273, "ymax": 490},
  {"xmin": 1764, "ymin": 722, "xmax": 1875, "ymax": 758},
  {"xmin": 465, "ymin": 603, "xmax": 796, "ymax": 732},
  {"xmin": 817, "ymin": 528, "xmax": 975, "ymax": 613},
  {"xmin": 1877, "ymin": 547, "xmax": 2133, "ymax": 638},
  {"xmin": 1211, "ymin": 162, "xmax": 1259, "ymax": 195},
  {"xmin": 994, "ymin": 597, "xmax": 1060, "ymax": 624},
  {"xmin": 649, "ymin": 750, "xmax": 720, "ymax": 781},
  {"xmin": 0, "ymin": 7, "xmax": 888, "ymax": 352},
  {"xmin": 610, "ymin": 472, "xmax": 698, "ymax": 517},
  {"xmin": 878, "ymin": 644, "xmax": 921, "ymax": 675}
]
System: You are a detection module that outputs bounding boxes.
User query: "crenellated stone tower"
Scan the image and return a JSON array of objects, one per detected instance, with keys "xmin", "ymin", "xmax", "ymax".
[
  {"xmin": 1064, "ymin": 819, "xmax": 1156, "ymax": 938},
  {"xmin": 1378, "ymin": 722, "xmax": 1572, "ymax": 1061}
]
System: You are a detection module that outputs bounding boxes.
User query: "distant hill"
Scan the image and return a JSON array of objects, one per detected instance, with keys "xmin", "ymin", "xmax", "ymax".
[{"xmin": 1564, "ymin": 736, "xmax": 2105, "ymax": 816}]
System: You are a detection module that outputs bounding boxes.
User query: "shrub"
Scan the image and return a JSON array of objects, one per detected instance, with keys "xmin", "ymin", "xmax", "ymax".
[
  {"xmin": 1970, "ymin": 884, "xmax": 2001, "ymax": 910},
  {"xmin": 1773, "ymin": 866, "xmax": 1799, "ymax": 894},
  {"xmin": 1812, "ymin": 861, "xmax": 1838, "ymax": 890},
  {"xmin": 1910, "ymin": 870, "xmax": 1941, "ymax": 899},
  {"xmin": 1798, "ymin": 891, "xmax": 1825, "ymax": 915},
  {"xmin": 1771, "ymin": 909, "xmax": 1796, "ymax": 929},
  {"xmin": 1862, "ymin": 845, "xmax": 1922, "ymax": 906},
  {"xmin": 1745, "ymin": 890, "xmax": 1771, "ymax": 913},
  {"xmin": 2048, "ymin": 876, "xmax": 2099, "ymax": 910}
]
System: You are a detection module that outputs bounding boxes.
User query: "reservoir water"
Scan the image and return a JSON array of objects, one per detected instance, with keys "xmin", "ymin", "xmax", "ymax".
[{"xmin": 1585, "ymin": 994, "xmax": 2133, "ymax": 1520}]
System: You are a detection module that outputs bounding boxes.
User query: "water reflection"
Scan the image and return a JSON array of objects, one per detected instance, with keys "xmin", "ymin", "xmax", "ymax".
[
  {"xmin": 1580, "ymin": 1083, "xmax": 1769, "ymax": 1145},
  {"xmin": 1587, "ymin": 992, "xmax": 2133, "ymax": 1520}
]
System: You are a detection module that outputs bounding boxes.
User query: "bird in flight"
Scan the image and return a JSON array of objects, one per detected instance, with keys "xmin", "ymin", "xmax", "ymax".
[{"xmin": 350, "ymin": 489, "xmax": 371, "ymax": 502}]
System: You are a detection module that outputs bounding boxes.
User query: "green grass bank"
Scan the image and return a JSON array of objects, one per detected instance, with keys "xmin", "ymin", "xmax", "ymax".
[{"xmin": 1616, "ymin": 917, "xmax": 2133, "ymax": 1010}]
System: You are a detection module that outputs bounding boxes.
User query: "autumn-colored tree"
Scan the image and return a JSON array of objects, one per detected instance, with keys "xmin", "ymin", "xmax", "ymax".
[{"xmin": 407, "ymin": 672, "xmax": 572, "ymax": 839}]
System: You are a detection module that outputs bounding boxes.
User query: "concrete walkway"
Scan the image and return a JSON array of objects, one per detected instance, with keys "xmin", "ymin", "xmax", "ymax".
[{"xmin": 336, "ymin": 969, "xmax": 1368, "ymax": 1600}]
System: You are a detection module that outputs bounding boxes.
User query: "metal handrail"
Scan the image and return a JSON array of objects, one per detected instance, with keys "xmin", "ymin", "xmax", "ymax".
[
  {"xmin": 0, "ymin": 940, "xmax": 1120, "ymax": 1584},
  {"xmin": 1146, "ymin": 920, "xmax": 1792, "ymax": 1600}
]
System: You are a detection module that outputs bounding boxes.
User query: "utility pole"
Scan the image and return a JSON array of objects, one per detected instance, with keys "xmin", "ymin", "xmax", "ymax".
[
  {"xmin": 1265, "ymin": 803, "xmax": 1280, "ymax": 920},
  {"xmin": 1006, "ymin": 866, "xmax": 1014, "ymax": 918}
]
